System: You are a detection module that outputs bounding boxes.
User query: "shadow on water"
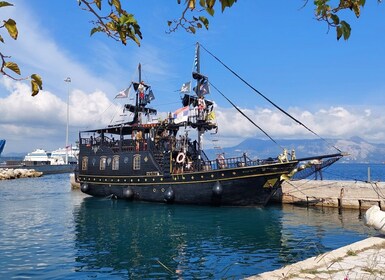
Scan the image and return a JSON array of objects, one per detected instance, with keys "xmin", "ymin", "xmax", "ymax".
[{"xmin": 73, "ymin": 198, "xmax": 372, "ymax": 279}]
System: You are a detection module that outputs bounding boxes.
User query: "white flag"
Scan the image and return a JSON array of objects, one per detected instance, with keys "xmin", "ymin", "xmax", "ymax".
[
  {"xmin": 180, "ymin": 81, "xmax": 191, "ymax": 93},
  {"xmin": 115, "ymin": 84, "xmax": 132, "ymax": 98},
  {"xmin": 173, "ymin": 106, "xmax": 189, "ymax": 124}
]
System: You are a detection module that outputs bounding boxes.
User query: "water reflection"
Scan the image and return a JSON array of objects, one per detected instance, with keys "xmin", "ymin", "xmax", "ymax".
[{"xmin": 73, "ymin": 199, "xmax": 373, "ymax": 279}]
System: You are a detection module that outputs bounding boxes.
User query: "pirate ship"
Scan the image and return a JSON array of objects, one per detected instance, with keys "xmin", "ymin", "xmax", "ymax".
[{"xmin": 77, "ymin": 43, "xmax": 343, "ymax": 206}]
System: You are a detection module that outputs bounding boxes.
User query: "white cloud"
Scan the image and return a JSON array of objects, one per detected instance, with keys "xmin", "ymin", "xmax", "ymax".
[
  {"xmin": 0, "ymin": 78, "xmax": 120, "ymax": 153},
  {"xmin": 208, "ymin": 105, "xmax": 385, "ymax": 147}
]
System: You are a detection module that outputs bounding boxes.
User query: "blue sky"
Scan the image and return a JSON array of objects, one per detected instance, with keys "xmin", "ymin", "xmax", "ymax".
[{"xmin": 1, "ymin": 0, "xmax": 385, "ymax": 154}]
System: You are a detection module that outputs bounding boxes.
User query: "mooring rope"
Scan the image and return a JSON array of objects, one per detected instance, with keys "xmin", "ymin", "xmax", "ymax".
[
  {"xmin": 200, "ymin": 43, "xmax": 342, "ymax": 153},
  {"xmin": 210, "ymin": 82, "xmax": 283, "ymax": 150}
]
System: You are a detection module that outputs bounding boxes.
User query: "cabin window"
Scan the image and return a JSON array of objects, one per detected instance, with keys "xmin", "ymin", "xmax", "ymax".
[
  {"xmin": 112, "ymin": 155, "xmax": 120, "ymax": 170},
  {"xmin": 81, "ymin": 156, "xmax": 88, "ymax": 170},
  {"xmin": 133, "ymin": 154, "xmax": 141, "ymax": 170},
  {"xmin": 100, "ymin": 156, "xmax": 107, "ymax": 170}
]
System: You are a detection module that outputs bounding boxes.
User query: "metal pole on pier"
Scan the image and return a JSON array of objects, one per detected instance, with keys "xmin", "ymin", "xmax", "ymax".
[{"xmin": 64, "ymin": 77, "xmax": 71, "ymax": 165}]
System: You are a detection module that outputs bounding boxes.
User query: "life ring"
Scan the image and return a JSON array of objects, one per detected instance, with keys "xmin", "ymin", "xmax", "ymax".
[{"xmin": 176, "ymin": 152, "xmax": 185, "ymax": 164}]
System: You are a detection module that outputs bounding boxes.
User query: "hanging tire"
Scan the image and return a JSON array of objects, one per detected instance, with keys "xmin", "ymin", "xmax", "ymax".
[
  {"xmin": 80, "ymin": 183, "xmax": 89, "ymax": 193},
  {"xmin": 212, "ymin": 181, "xmax": 223, "ymax": 196},
  {"xmin": 164, "ymin": 187, "xmax": 175, "ymax": 203},
  {"xmin": 123, "ymin": 187, "xmax": 133, "ymax": 199}
]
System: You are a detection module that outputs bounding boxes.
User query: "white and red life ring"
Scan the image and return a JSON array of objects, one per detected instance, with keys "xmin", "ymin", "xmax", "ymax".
[{"xmin": 176, "ymin": 152, "xmax": 186, "ymax": 164}]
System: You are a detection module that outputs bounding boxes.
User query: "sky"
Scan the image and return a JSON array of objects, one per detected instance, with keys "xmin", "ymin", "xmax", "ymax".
[{"xmin": 1, "ymin": 0, "xmax": 385, "ymax": 155}]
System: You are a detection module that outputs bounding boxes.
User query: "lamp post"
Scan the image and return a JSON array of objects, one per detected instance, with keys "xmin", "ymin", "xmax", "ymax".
[{"xmin": 64, "ymin": 77, "xmax": 71, "ymax": 165}]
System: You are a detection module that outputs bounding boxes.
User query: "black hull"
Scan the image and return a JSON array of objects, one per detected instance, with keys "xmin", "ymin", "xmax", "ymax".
[{"xmin": 79, "ymin": 162, "xmax": 298, "ymax": 206}]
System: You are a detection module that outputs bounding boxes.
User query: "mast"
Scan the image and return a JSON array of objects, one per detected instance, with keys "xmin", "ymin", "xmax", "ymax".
[
  {"xmin": 64, "ymin": 77, "xmax": 71, "ymax": 165},
  {"xmin": 135, "ymin": 63, "xmax": 141, "ymax": 110},
  {"xmin": 194, "ymin": 43, "xmax": 204, "ymax": 166},
  {"xmin": 132, "ymin": 63, "xmax": 141, "ymax": 125}
]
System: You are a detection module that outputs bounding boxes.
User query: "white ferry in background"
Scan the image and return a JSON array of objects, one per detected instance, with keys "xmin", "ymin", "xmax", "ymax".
[{"xmin": 4, "ymin": 147, "xmax": 78, "ymax": 175}]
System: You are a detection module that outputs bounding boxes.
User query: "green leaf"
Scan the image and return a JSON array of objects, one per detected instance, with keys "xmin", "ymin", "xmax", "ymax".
[
  {"xmin": 31, "ymin": 80, "xmax": 40, "ymax": 96},
  {"xmin": 31, "ymin": 74, "xmax": 43, "ymax": 89},
  {"xmin": 358, "ymin": 0, "xmax": 366, "ymax": 6},
  {"xmin": 221, "ymin": 0, "xmax": 236, "ymax": 12},
  {"xmin": 336, "ymin": 26, "xmax": 342, "ymax": 40},
  {"xmin": 341, "ymin": 21, "xmax": 351, "ymax": 40},
  {"xmin": 330, "ymin": 14, "xmax": 339, "ymax": 25},
  {"xmin": 111, "ymin": 0, "xmax": 121, "ymax": 12},
  {"xmin": 4, "ymin": 18, "xmax": 18, "ymax": 39},
  {"xmin": 199, "ymin": 16, "xmax": 209, "ymax": 29},
  {"xmin": 188, "ymin": 0, "xmax": 195, "ymax": 10},
  {"xmin": 0, "ymin": 34, "xmax": 3, "ymax": 43},
  {"xmin": 206, "ymin": 0, "xmax": 216, "ymax": 9},
  {"xmin": 337, "ymin": 21, "xmax": 351, "ymax": 40},
  {"xmin": 352, "ymin": 3, "xmax": 361, "ymax": 17},
  {"xmin": 206, "ymin": 7, "xmax": 214, "ymax": 16},
  {"xmin": 189, "ymin": 26, "xmax": 196, "ymax": 34},
  {"xmin": 167, "ymin": 20, "xmax": 172, "ymax": 27},
  {"xmin": 90, "ymin": 27, "xmax": 101, "ymax": 36},
  {"xmin": 95, "ymin": 0, "xmax": 101, "ymax": 10},
  {"xmin": 4, "ymin": 61, "xmax": 20, "ymax": 75},
  {"xmin": 0, "ymin": 1, "xmax": 13, "ymax": 8}
]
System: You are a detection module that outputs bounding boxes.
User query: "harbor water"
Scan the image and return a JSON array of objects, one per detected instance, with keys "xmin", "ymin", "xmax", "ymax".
[{"xmin": 0, "ymin": 163, "xmax": 383, "ymax": 279}]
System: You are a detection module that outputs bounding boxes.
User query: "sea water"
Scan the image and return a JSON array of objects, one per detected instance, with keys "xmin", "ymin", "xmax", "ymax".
[{"xmin": 0, "ymin": 163, "xmax": 382, "ymax": 279}]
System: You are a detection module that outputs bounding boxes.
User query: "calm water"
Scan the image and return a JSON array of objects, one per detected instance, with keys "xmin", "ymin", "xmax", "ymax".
[{"xmin": 0, "ymin": 164, "xmax": 382, "ymax": 279}]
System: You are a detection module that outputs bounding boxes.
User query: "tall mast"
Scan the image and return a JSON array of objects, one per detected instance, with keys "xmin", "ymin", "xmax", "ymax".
[
  {"xmin": 132, "ymin": 63, "xmax": 141, "ymax": 124},
  {"xmin": 64, "ymin": 77, "xmax": 71, "ymax": 165},
  {"xmin": 195, "ymin": 43, "xmax": 204, "ymax": 167},
  {"xmin": 195, "ymin": 42, "xmax": 200, "ymax": 74},
  {"xmin": 135, "ymin": 63, "xmax": 141, "ymax": 110}
]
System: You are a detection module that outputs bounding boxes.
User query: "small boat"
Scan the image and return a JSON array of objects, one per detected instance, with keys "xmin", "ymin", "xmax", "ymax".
[{"xmin": 77, "ymin": 43, "xmax": 343, "ymax": 206}]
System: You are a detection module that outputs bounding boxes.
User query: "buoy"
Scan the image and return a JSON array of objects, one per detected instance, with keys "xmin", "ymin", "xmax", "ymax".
[
  {"xmin": 80, "ymin": 183, "xmax": 89, "ymax": 193},
  {"xmin": 122, "ymin": 187, "xmax": 133, "ymax": 199},
  {"xmin": 212, "ymin": 181, "xmax": 223, "ymax": 196},
  {"xmin": 164, "ymin": 187, "xmax": 175, "ymax": 203},
  {"xmin": 176, "ymin": 152, "xmax": 185, "ymax": 164},
  {"xmin": 364, "ymin": 205, "xmax": 385, "ymax": 235}
]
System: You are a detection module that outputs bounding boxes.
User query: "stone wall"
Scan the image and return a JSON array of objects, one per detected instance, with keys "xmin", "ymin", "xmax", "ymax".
[
  {"xmin": 0, "ymin": 168, "xmax": 43, "ymax": 180},
  {"xmin": 274, "ymin": 180, "xmax": 385, "ymax": 210}
]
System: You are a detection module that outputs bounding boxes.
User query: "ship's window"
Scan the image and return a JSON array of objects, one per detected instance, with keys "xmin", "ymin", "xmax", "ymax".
[
  {"xmin": 82, "ymin": 156, "xmax": 88, "ymax": 170},
  {"xmin": 100, "ymin": 156, "xmax": 107, "ymax": 170},
  {"xmin": 133, "ymin": 154, "xmax": 141, "ymax": 170},
  {"xmin": 112, "ymin": 155, "xmax": 120, "ymax": 170}
]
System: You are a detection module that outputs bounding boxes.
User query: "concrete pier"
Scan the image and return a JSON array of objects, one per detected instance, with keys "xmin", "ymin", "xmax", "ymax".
[
  {"xmin": 246, "ymin": 236, "xmax": 385, "ymax": 280},
  {"xmin": 274, "ymin": 180, "xmax": 385, "ymax": 210}
]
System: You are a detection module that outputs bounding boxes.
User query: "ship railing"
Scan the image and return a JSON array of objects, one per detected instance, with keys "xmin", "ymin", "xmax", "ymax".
[
  {"xmin": 80, "ymin": 137, "xmax": 149, "ymax": 152},
  {"xmin": 201, "ymin": 155, "xmax": 269, "ymax": 171},
  {"xmin": 119, "ymin": 139, "xmax": 148, "ymax": 152}
]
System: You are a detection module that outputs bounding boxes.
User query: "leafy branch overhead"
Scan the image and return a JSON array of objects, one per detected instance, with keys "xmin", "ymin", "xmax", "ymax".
[
  {"xmin": 0, "ymin": 1, "xmax": 42, "ymax": 96},
  {"xmin": 78, "ymin": 0, "xmax": 143, "ymax": 46},
  {"xmin": 313, "ymin": 0, "xmax": 383, "ymax": 40}
]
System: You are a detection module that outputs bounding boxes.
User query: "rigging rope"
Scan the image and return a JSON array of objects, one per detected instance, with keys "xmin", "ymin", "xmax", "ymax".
[
  {"xmin": 210, "ymin": 82, "xmax": 283, "ymax": 150},
  {"xmin": 200, "ymin": 43, "xmax": 342, "ymax": 153}
]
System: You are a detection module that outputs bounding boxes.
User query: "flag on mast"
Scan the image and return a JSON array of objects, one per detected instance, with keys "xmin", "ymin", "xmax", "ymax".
[
  {"xmin": 115, "ymin": 83, "xmax": 132, "ymax": 98},
  {"xmin": 180, "ymin": 81, "xmax": 191, "ymax": 93},
  {"xmin": 173, "ymin": 106, "xmax": 189, "ymax": 124}
]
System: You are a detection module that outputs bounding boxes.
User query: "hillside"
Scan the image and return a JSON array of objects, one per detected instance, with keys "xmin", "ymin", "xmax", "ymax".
[{"xmin": 206, "ymin": 136, "xmax": 385, "ymax": 163}]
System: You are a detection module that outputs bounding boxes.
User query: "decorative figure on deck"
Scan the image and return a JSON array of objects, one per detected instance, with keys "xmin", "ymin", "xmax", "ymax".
[
  {"xmin": 138, "ymin": 81, "xmax": 145, "ymax": 106},
  {"xmin": 197, "ymin": 95, "xmax": 206, "ymax": 120}
]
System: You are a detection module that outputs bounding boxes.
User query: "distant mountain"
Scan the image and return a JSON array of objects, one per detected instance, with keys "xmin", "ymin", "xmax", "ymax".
[{"xmin": 205, "ymin": 137, "xmax": 385, "ymax": 163}]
